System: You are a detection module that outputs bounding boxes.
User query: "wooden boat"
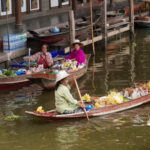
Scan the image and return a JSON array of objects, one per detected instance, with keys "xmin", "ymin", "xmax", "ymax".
[
  {"xmin": 134, "ymin": 16, "xmax": 150, "ymax": 28},
  {"xmin": 0, "ymin": 75, "xmax": 31, "ymax": 91},
  {"xmin": 29, "ymin": 54, "xmax": 91, "ymax": 90},
  {"xmin": 27, "ymin": 23, "xmax": 90, "ymax": 44},
  {"xmin": 25, "ymin": 92, "xmax": 150, "ymax": 121}
]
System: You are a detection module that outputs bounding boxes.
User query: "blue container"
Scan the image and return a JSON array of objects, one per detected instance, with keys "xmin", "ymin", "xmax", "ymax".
[{"xmin": 85, "ymin": 105, "xmax": 93, "ymax": 111}]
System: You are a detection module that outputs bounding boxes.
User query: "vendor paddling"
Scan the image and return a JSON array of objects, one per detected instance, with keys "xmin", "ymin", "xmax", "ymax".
[
  {"xmin": 66, "ymin": 39, "xmax": 86, "ymax": 65},
  {"xmin": 55, "ymin": 70, "xmax": 85, "ymax": 114},
  {"xmin": 24, "ymin": 44, "xmax": 53, "ymax": 68}
]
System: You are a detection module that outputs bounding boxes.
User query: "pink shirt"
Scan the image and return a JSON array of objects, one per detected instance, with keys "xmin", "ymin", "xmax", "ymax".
[{"xmin": 66, "ymin": 49, "xmax": 86, "ymax": 64}]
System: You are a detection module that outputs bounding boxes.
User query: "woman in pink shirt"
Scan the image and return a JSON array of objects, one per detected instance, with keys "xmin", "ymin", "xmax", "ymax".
[{"xmin": 66, "ymin": 39, "xmax": 86, "ymax": 65}]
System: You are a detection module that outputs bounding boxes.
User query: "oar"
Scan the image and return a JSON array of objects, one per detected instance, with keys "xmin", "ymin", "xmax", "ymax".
[{"xmin": 73, "ymin": 77, "xmax": 89, "ymax": 121}]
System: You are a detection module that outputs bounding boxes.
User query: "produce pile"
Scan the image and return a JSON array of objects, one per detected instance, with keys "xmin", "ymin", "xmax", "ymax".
[
  {"xmin": 52, "ymin": 60, "xmax": 85, "ymax": 71},
  {"xmin": 0, "ymin": 69, "xmax": 17, "ymax": 77},
  {"xmin": 81, "ymin": 91, "xmax": 128, "ymax": 110},
  {"xmin": 0, "ymin": 65, "xmax": 44, "ymax": 77},
  {"xmin": 94, "ymin": 91, "xmax": 129, "ymax": 109},
  {"xmin": 83, "ymin": 81, "xmax": 150, "ymax": 110}
]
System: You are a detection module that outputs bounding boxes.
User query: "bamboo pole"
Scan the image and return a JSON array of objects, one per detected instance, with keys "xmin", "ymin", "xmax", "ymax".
[
  {"xmin": 73, "ymin": 77, "xmax": 89, "ymax": 121},
  {"xmin": 90, "ymin": 0, "xmax": 95, "ymax": 55}
]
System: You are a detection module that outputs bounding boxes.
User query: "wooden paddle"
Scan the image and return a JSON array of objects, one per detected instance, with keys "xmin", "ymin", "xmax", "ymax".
[{"xmin": 73, "ymin": 77, "xmax": 89, "ymax": 121}]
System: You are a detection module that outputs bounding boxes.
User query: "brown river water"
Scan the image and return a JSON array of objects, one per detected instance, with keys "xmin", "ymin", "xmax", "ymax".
[{"xmin": 0, "ymin": 29, "xmax": 150, "ymax": 150}]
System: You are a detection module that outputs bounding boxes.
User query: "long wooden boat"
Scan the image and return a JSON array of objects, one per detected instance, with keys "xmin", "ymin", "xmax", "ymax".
[
  {"xmin": 29, "ymin": 54, "xmax": 91, "ymax": 90},
  {"xmin": 135, "ymin": 16, "xmax": 150, "ymax": 28},
  {"xmin": 0, "ymin": 75, "xmax": 31, "ymax": 91},
  {"xmin": 27, "ymin": 24, "xmax": 90, "ymax": 44},
  {"xmin": 25, "ymin": 93, "xmax": 150, "ymax": 121}
]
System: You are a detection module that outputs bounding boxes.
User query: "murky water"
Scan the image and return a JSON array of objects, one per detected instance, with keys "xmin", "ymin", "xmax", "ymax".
[{"xmin": 0, "ymin": 29, "xmax": 150, "ymax": 150}]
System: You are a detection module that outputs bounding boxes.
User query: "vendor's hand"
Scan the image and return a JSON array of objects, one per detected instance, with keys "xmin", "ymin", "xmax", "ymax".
[
  {"xmin": 48, "ymin": 62, "xmax": 53, "ymax": 67},
  {"xmin": 24, "ymin": 56, "xmax": 30, "ymax": 61},
  {"xmin": 78, "ymin": 101, "xmax": 85, "ymax": 108}
]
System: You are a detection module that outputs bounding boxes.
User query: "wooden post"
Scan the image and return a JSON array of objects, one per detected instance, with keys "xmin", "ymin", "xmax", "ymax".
[
  {"xmin": 129, "ymin": 0, "xmax": 134, "ymax": 41},
  {"xmin": 109, "ymin": 0, "xmax": 114, "ymax": 8},
  {"xmin": 90, "ymin": 0, "xmax": 95, "ymax": 55},
  {"xmin": 15, "ymin": 0, "xmax": 23, "ymax": 32},
  {"xmin": 149, "ymin": 2, "xmax": 150, "ymax": 16},
  {"xmin": 71, "ymin": 0, "xmax": 77, "ymax": 17},
  {"xmin": 69, "ymin": 10, "xmax": 75, "ymax": 45},
  {"xmin": 101, "ymin": 0, "xmax": 108, "ymax": 50}
]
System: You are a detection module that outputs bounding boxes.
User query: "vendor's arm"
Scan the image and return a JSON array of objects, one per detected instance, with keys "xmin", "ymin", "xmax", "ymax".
[
  {"xmin": 23, "ymin": 52, "xmax": 40, "ymax": 62},
  {"xmin": 65, "ymin": 50, "xmax": 74, "ymax": 60}
]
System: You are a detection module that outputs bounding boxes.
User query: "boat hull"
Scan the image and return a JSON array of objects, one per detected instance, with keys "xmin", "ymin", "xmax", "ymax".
[
  {"xmin": 28, "ymin": 25, "xmax": 89, "ymax": 44},
  {"xmin": 135, "ymin": 21, "xmax": 150, "ymax": 28},
  {"xmin": 0, "ymin": 75, "xmax": 30, "ymax": 91},
  {"xmin": 25, "ymin": 94, "xmax": 150, "ymax": 121}
]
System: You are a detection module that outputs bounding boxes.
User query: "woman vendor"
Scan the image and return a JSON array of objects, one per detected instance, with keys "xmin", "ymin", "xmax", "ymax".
[
  {"xmin": 55, "ymin": 70, "xmax": 85, "ymax": 114},
  {"xmin": 66, "ymin": 39, "xmax": 86, "ymax": 65},
  {"xmin": 24, "ymin": 44, "xmax": 53, "ymax": 68}
]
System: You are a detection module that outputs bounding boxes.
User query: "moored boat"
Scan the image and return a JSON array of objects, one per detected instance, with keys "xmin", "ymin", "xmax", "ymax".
[
  {"xmin": 0, "ymin": 74, "xmax": 30, "ymax": 91},
  {"xmin": 0, "ymin": 67, "xmax": 43, "ymax": 91},
  {"xmin": 134, "ymin": 16, "xmax": 150, "ymax": 28},
  {"xmin": 27, "ymin": 23, "xmax": 90, "ymax": 45}
]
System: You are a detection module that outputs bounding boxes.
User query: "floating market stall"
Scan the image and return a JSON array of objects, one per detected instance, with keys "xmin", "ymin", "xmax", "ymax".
[
  {"xmin": 25, "ymin": 82, "xmax": 150, "ymax": 120},
  {"xmin": 29, "ymin": 54, "xmax": 91, "ymax": 90}
]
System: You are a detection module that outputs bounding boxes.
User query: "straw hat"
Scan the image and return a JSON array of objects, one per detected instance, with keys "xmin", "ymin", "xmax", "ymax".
[
  {"xmin": 72, "ymin": 39, "xmax": 84, "ymax": 47},
  {"xmin": 56, "ymin": 70, "xmax": 69, "ymax": 82}
]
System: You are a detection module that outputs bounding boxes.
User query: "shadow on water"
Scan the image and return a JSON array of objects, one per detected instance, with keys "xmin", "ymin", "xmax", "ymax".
[{"xmin": 1, "ymin": 29, "xmax": 150, "ymax": 150}]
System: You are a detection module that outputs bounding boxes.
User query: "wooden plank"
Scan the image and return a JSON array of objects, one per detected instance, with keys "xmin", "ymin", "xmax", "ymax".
[{"xmin": 64, "ymin": 24, "xmax": 130, "ymax": 53}]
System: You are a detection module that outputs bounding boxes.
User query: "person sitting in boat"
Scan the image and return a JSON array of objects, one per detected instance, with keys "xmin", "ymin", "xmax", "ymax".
[
  {"xmin": 24, "ymin": 44, "xmax": 53, "ymax": 69},
  {"xmin": 55, "ymin": 70, "xmax": 85, "ymax": 114},
  {"xmin": 66, "ymin": 39, "xmax": 86, "ymax": 65}
]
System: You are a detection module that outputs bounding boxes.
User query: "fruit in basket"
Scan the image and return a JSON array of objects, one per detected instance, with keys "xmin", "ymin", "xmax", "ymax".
[{"xmin": 36, "ymin": 106, "xmax": 45, "ymax": 113}]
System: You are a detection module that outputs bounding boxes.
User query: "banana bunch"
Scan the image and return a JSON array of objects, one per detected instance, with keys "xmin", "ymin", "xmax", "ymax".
[
  {"xmin": 82, "ymin": 93, "xmax": 91, "ymax": 102},
  {"xmin": 36, "ymin": 106, "xmax": 45, "ymax": 113}
]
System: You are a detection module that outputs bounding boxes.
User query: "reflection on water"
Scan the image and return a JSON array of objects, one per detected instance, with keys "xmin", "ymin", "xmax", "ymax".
[{"xmin": 0, "ymin": 29, "xmax": 150, "ymax": 150}]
